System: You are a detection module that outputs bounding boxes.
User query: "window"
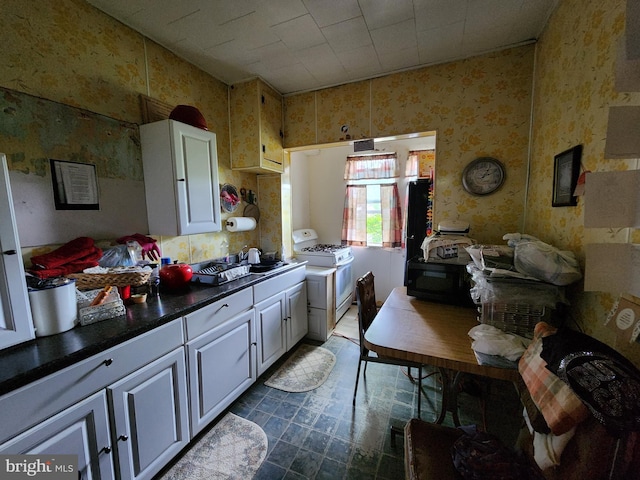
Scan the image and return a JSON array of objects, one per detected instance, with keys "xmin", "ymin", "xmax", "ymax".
[{"xmin": 342, "ymin": 154, "xmax": 402, "ymax": 247}]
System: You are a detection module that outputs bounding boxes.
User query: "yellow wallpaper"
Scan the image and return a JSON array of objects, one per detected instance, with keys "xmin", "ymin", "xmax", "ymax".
[
  {"xmin": 257, "ymin": 175, "xmax": 283, "ymax": 255},
  {"xmin": 0, "ymin": 0, "xmax": 144, "ymax": 123},
  {"xmin": 527, "ymin": 0, "xmax": 640, "ymax": 364},
  {"xmin": 317, "ymin": 82, "xmax": 371, "ymax": 143},
  {"xmin": 285, "ymin": 46, "xmax": 535, "ymax": 244},
  {"xmin": 1, "ymin": 0, "xmax": 259, "ymax": 265}
]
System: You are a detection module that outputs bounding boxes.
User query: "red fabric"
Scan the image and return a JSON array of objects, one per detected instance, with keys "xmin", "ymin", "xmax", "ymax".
[
  {"xmin": 29, "ymin": 246, "xmax": 102, "ymax": 278},
  {"xmin": 30, "ymin": 237, "xmax": 97, "ymax": 269}
]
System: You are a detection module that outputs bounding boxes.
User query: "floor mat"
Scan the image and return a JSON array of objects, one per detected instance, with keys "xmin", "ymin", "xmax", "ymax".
[
  {"xmin": 158, "ymin": 413, "xmax": 267, "ymax": 480},
  {"xmin": 265, "ymin": 344, "xmax": 336, "ymax": 392}
]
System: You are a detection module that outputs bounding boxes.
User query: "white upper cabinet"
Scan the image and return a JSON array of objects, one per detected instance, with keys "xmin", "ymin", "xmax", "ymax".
[
  {"xmin": 140, "ymin": 120, "xmax": 221, "ymax": 235},
  {"xmin": 0, "ymin": 154, "xmax": 35, "ymax": 351}
]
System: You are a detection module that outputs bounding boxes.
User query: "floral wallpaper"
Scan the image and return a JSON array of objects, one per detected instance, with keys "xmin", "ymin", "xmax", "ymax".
[
  {"xmin": 527, "ymin": 0, "xmax": 640, "ymax": 364},
  {"xmin": 3, "ymin": 0, "xmax": 639, "ymax": 363},
  {"xmin": 285, "ymin": 46, "xmax": 535, "ymax": 245},
  {"xmin": 0, "ymin": 0, "xmax": 258, "ymax": 265}
]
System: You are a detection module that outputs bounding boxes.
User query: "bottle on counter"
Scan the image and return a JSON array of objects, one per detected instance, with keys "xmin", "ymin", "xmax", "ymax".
[{"xmin": 148, "ymin": 263, "xmax": 160, "ymax": 296}]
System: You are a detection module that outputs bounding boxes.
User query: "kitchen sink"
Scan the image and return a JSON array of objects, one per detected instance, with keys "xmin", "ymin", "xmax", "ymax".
[
  {"xmin": 190, "ymin": 259, "xmax": 300, "ymax": 284},
  {"xmin": 249, "ymin": 260, "xmax": 285, "ymax": 273}
]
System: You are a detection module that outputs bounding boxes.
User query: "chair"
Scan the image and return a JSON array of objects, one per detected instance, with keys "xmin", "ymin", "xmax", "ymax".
[{"xmin": 352, "ymin": 272, "xmax": 423, "ymax": 417}]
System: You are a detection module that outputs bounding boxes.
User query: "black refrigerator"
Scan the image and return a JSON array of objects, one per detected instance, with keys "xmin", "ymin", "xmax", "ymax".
[{"xmin": 404, "ymin": 178, "xmax": 433, "ymax": 266}]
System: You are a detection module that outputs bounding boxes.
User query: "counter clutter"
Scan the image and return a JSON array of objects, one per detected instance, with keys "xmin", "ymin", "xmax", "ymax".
[
  {"xmin": 0, "ymin": 262, "xmax": 306, "ymax": 395},
  {"xmin": 0, "ymin": 262, "xmax": 307, "ymax": 480}
]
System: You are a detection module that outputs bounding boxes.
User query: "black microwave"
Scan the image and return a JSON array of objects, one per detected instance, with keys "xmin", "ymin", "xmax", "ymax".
[{"xmin": 405, "ymin": 259, "xmax": 474, "ymax": 306}]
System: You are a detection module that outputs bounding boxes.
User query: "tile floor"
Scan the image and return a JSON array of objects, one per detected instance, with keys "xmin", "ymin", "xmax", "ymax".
[{"xmin": 226, "ymin": 307, "xmax": 524, "ymax": 480}]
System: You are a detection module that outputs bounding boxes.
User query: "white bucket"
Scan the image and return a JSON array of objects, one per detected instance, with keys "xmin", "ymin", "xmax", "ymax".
[{"xmin": 29, "ymin": 280, "xmax": 78, "ymax": 337}]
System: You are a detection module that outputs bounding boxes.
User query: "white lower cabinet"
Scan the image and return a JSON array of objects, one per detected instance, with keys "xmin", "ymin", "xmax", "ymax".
[
  {"xmin": 0, "ymin": 390, "xmax": 115, "ymax": 479},
  {"xmin": 186, "ymin": 308, "xmax": 255, "ymax": 436},
  {"xmin": 254, "ymin": 268, "xmax": 308, "ymax": 376},
  {"xmin": 0, "ymin": 269, "xmax": 310, "ymax": 479},
  {"xmin": 108, "ymin": 347, "xmax": 189, "ymax": 480},
  {"xmin": 255, "ymin": 292, "xmax": 287, "ymax": 376},
  {"xmin": 0, "ymin": 320, "xmax": 185, "ymax": 480},
  {"xmin": 286, "ymin": 282, "xmax": 309, "ymax": 348}
]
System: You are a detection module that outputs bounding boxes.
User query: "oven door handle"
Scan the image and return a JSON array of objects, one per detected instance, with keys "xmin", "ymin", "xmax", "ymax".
[{"xmin": 335, "ymin": 256, "xmax": 354, "ymax": 267}]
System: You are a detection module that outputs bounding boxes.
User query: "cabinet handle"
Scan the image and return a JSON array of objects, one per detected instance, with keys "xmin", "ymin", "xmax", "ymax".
[
  {"xmin": 103, "ymin": 358, "xmax": 113, "ymax": 367},
  {"xmin": 251, "ymin": 342, "xmax": 257, "ymax": 346},
  {"xmin": 2, "ymin": 249, "xmax": 17, "ymax": 255},
  {"xmin": 118, "ymin": 434, "xmax": 129, "ymax": 442},
  {"xmin": 101, "ymin": 446, "xmax": 112, "ymax": 454},
  {"xmin": 177, "ymin": 178, "xmax": 186, "ymax": 182}
]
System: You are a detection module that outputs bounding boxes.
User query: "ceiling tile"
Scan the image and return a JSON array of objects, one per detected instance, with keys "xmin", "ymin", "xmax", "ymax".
[
  {"xmin": 370, "ymin": 18, "xmax": 417, "ymax": 55},
  {"xmin": 272, "ymin": 14, "xmax": 326, "ymax": 50},
  {"xmin": 87, "ymin": 0, "xmax": 557, "ymax": 94},
  {"xmin": 302, "ymin": 0, "xmax": 362, "ymax": 27},
  {"xmin": 322, "ymin": 16, "xmax": 372, "ymax": 53},
  {"xmin": 414, "ymin": 0, "xmax": 469, "ymax": 32},
  {"xmin": 359, "ymin": 0, "xmax": 414, "ymax": 30}
]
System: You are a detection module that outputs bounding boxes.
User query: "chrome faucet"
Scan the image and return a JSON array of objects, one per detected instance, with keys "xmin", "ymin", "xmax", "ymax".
[{"xmin": 238, "ymin": 245, "xmax": 248, "ymax": 262}]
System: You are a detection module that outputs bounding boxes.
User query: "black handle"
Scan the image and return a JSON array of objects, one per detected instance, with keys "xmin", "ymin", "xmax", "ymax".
[{"xmin": 3, "ymin": 250, "xmax": 17, "ymax": 255}]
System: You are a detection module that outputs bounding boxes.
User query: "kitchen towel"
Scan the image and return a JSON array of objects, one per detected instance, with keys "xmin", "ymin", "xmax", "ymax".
[
  {"xmin": 30, "ymin": 236, "xmax": 97, "ymax": 269},
  {"xmin": 226, "ymin": 217, "xmax": 256, "ymax": 232}
]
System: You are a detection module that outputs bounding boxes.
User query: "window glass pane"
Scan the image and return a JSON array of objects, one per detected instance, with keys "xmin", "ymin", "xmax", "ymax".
[{"xmin": 366, "ymin": 184, "xmax": 382, "ymax": 246}]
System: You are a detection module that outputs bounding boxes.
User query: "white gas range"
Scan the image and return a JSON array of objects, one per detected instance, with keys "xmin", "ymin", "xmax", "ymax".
[{"xmin": 293, "ymin": 229, "xmax": 354, "ymax": 331}]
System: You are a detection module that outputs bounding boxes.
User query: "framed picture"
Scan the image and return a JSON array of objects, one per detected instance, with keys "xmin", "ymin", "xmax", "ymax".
[
  {"xmin": 50, "ymin": 159, "xmax": 100, "ymax": 210},
  {"xmin": 552, "ymin": 145, "xmax": 582, "ymax": 207}
]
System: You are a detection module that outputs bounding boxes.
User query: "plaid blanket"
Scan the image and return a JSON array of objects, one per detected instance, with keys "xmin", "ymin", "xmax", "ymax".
[{"xmin": 518, "ymin": 322, "xmax": 589, "ymax": 435}]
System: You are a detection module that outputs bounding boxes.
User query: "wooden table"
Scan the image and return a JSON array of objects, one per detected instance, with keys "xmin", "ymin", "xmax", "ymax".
[{"xmin": 364, "ymin": 287, "xmax": 520, "ymax": 423}]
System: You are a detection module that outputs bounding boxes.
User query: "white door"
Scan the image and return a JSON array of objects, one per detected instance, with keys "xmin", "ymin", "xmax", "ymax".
[
  {"xmin": 186, "ymin": 309, "xmax": 255, "ymax": 436},
  {"xmin": 170, "ymin": 122, "xmax": 221, "ymax": 234},
  {"xmin": 286, "ymin": 282, "xmax": 308, "ymax": 349},
  {"xmin": 108, "ymin": 347, "xmax": 189, "ymax": 480},
  {"xmin": 255, "ymin": 293, "xmax": 286, "ymax": 376},
  {"xmin": 0, "ymin": 390, "xmax": 115, "ymax": 480},
  {"xmin": 0, "ymin": 154, "xmax": 35, "ymax": 350}
]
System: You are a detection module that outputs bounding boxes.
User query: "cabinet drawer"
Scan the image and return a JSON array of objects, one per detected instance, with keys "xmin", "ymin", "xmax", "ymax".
[
  {"xmin": 184, "ymin": 288, "xmax": 253, "ymax": 341},
  {"xmin": 0, "ymin": 319, "xmax": 183, "ymax": 444},
  {"xmin": 253, "ymin": 266, "xmax": 306, "ymax": 304}
]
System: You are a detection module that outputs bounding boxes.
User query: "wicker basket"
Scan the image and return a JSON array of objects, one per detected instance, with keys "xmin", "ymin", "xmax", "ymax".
[
  {"xmin": 67, "ymin": 270, "xmax": 151, "ymax": 290},
  {"xmin": 479, "ymin": 302, "xmax": 551, "ymax": 339}
]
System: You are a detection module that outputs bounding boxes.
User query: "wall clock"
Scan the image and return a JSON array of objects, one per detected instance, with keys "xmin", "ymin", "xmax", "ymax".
[{"xmin": 461, "ymin": 157, "xmax": 505, "ymax": 196}]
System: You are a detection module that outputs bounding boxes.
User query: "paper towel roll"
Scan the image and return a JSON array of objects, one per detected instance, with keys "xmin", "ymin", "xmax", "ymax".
[{"xmin": 226, "ymin": 217, "xmax": 257, "ymax": 232}]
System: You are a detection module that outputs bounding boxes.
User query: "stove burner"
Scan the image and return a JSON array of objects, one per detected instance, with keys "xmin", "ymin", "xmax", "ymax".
[{"xmin": 301, "ymin": 244, "xmax": 346, "ymax": 253}]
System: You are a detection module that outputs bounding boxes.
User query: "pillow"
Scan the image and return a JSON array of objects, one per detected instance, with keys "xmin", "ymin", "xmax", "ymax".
[
  {"xmin": 541, "ymin": 328, "xmax": 640, "ymax": 433},
  {"xmin": 518, "ymin": 322, "xmax": 590, "ymax": 435}
]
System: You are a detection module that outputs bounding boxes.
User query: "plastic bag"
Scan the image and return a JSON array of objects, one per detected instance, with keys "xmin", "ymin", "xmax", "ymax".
[
  {"xmin": 503, "ymin": 233, "xmax": 582, "ymax": 286},
  {"xmin": 98, "ymin": 244, "xmax": 136, "ymax": 267}
]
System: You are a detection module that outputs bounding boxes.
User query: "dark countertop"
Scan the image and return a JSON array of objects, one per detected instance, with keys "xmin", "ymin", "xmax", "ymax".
[{"xmin": 0, "ymin": 265, "xmax": 304, "ymax": 396}]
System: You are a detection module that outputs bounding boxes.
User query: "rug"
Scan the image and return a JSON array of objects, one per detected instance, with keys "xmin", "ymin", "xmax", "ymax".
[
  {"xmin": 159, "ymin": 413, "xmax": 267, "ymax": 480},
  {"xmin": 265, "ymin": 344, "xmax": 336, "ymax": 392}
]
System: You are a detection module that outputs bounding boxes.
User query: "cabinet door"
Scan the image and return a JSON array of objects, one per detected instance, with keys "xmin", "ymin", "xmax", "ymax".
[
  {"xmin": 141, "ymin": 120, "xmax": 221, "ymax": 235},
  {"xmin": 186, "ymin": 309, "xmax": 255, "ymax": 436},
  {"xmin": 0, "ymin": 154, "xmax": 35, "ymax": 350},
  {"xmin": 260, "ymin": 86, "xmax": 284, "ymax": 173},
  {"xmin": 108, "ymin": 347, "xmax": 189, "ymax": 480},
  {"xmin": 0, "ymin": 390, "xmax": 115, "ymax": 480},
  {"xmin": 255, "ymin": 293, "xmax": 286, "ymax": 376},
  {"xmin": 170, "ymin": 121, "xmax": 222, "ymax": 234},
  {"xmin": 286, "ymin": 282, "xmax": 308, "ymax": 349}
]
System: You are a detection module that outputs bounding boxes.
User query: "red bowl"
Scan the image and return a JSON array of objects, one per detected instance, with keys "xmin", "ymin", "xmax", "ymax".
[{"xmin": 169, "ymin": 105, "xmax": 208, "ymax": 130}]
